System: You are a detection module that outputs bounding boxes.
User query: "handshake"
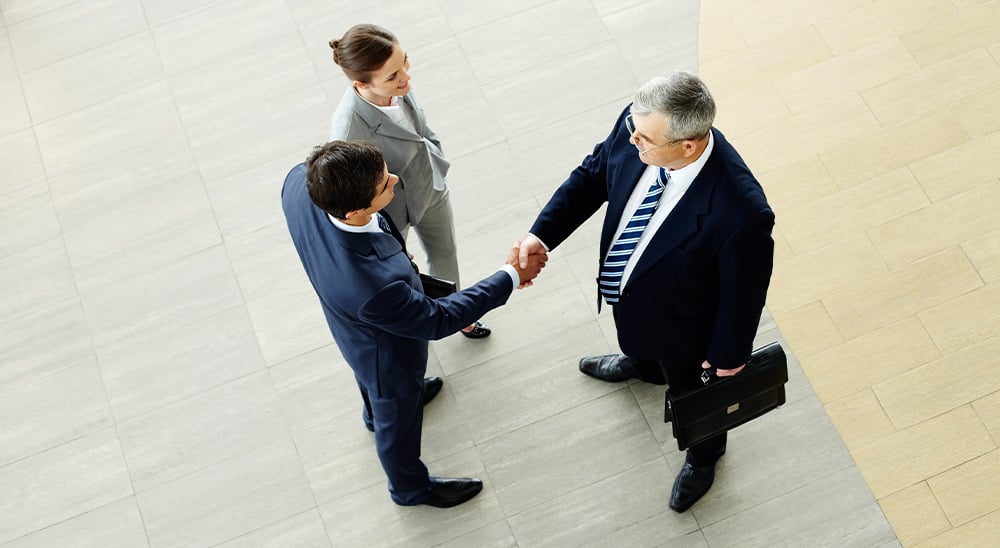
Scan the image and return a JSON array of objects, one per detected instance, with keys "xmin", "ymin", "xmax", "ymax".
[{"xmin": 505, "ymin": 234, "xmax": 549, "ymax": 289}]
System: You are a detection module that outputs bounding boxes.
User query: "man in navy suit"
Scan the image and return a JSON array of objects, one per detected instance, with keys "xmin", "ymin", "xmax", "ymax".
[
  {"xmin": 282, "ymin": 140, "xmax": 545, "ymax": 508},
  {"xmin": 519, "ymin": 71, "xmax": 774, "ymax": 512}
]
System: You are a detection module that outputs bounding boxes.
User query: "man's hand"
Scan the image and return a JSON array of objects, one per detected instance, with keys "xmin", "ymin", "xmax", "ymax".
[
  {"xmin": 703, "ymin": 360, "xmax": 745, "ymax": 377},
  {"xmin": 507, "ymin": 240, "xmax": 547, "ymax": 287}
]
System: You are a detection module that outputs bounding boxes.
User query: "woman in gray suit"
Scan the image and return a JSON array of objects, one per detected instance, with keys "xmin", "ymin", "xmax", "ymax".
[{"xmin": 329, "ymin": 24, "xmax": 488, "ymax": 338}]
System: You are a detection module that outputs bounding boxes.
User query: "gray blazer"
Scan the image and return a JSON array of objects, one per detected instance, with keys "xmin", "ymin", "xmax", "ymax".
[{"xmin": 330, "ymin": 89, "xmax": 450, "ymax": 225}]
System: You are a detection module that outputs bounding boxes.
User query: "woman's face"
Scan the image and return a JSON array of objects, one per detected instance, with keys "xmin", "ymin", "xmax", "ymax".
[{"xmin": 357, "ymin": 42, "xmax": 411, "ymax": 100}]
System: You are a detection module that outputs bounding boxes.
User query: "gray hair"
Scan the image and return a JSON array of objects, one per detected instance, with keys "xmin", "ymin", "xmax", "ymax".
[{"xmin": 632, "ymin": 70, "xmax": 716, "ymax": 141}]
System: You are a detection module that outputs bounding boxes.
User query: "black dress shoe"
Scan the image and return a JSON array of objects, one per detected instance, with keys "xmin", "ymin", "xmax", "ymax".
[
  {"xmin": 421, "ymin": 476, "xmax": 483, "ymax": 508},
  {"xmin": 578, "ymin": 354, "xmax": 633, "ymax": 382},
  {"xmin": 365, "ymin": 377, "xmax": 445, "ymax": 432},
  {"xmin": 460, "ymin": 320, "xmax": 491, "ymax": 339},
  {"xmin": 669, "ymin": 461, "xmax": 716, "ymax": 513},
  {"xmin": 422, "ymin": 376, "xmax": 443, "ymax": 405}
]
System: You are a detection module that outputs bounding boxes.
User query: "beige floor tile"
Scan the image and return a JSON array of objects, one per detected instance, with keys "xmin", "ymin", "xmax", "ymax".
[
  {"xmin": 727, "ymin": 0, "xmax": 871, "ymax": 46},
  {"xmin": 150, "ymin": 0, "xmax": 298, "ymax": 76},
  {"xmin": 0, "ymin": 428, "xmax": 133, "ymax": 545},
  {"xmin": 713, "ymin": 82, "xmax": 790, "ymax": 139},
  {"xmin": 758, "ymin": 155, "xmax": 840, "ymax": 216},
  {"xmin": 0, "ymin": 77, "xmax": 30, "ymax": 136},
  {"xmin": 0, "ymin": 497, "xmax": 149, "ymax": 548},
  {"xmin": 824, "ymin": 389, "xmax": 896, "ymax": 451},
  {"xmin": 914, "ymin": 509, "xmax": 1000, "ymax": 548},
  {"xmin": 874, "ymin": 333, "xmax": 1000, "ymax": 429},
  {"xmin": 699, "ymin": 15, "xmax": 748, "ymax": 63},
  {"xmin": 214, "ymin": 509, "xmax": 331, "ymax": 548},
  {"xmin": 950, "ymin": 82, "xmax": 1000, "ymax": 139},
  {"xmin": 973, "ymin": 390, "xmax": 1000, "ymax": 444},
  {"xmin": 867, "ymin": 182, "xmax": 1000, "ymax": 269},
  {"xmin": 818, "ymin": 108, "xmax": 969, "ymax": 189},
  {"xmin": 963, "ymin": 229, "xmax": 1000, "ymax": 284},
  {"xmin": 773, "ymin": 36, "xmax": 920, "ymax": 114},
  {"xmin": 137, "ymin": 439, "xmax": 314, "ymax": 548},
  {"xmin": 919, "ymin": 281, "xmax": 1000, "ymax": 355},
  {"xmin": 861, "ymin": 48, "xmax": 1000, "ymax": 127},
  {"xmin": 851, "ymin": 405, "xmax": 995, "ymax": 498},
  {"xmin": 909, "ymin": 130, "xmax": 1000, "ymax": 202},
  {"xmin": 824, "ymin": 248, "xmax": 982, "ymax": 340},
  {"xmin": 20, "ymin": 31, "xmax": 163, "ymax": 123},
  {"xmin": 768, "ymin": 235, "xmax": 888, "ymax": 316},
  {"xmin": 878, "ymin": 482, "xmax": 952, "ymax": 547},
  {"xmin": 0, "ymin": 129, "xmax": 44, "ymax": 197},
  {"xmin": 814, "ymin": 0, "xmax": 958, "ymax": 56},
  {"xmin": 5, "ymin": 0, "xmax": 147, "ymax": 73},
  {"xmin": 34, "ymin": 81, "xmax": 184, "ymax": 178},
  {"xmin": 900, "ymin": 1, "xmax": 1000, "ymax": 66},
  {"xmin": 804, "ymin": 317, "xmax": 939, "ymax": 404},
  {"xmin": 771, "ymin": 301, "xmax": 844, "ymax": 359},
  {"xmin": 780, "ymin": 166, "xmax": 929, "ymax": 255},
  {"xmin": 699, "ymin": 25, "xmax": 832, "ymax": 98},
  {"xmin": 0, "ymin": 360, "xmax": 111, "ymax": 466},
  {"xmin": 928, "ymin": 449, "xmax": 1000, "ymax": 526}
]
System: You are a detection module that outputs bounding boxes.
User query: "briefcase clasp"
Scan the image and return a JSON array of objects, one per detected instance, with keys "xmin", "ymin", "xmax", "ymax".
[{"xmin": 726, "ymin": 402, "xmax": 740, "ymax": 414}]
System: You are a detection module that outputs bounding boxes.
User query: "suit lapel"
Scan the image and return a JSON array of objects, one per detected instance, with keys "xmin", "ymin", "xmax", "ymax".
[{"xmin": 350, "ymin": 90, "xmax": 423, "ymax": 143}]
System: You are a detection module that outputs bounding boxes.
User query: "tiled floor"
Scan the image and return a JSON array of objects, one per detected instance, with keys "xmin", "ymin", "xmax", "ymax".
[{"xmin": 0, "ymin": 0, "xmax": 992, "ymax": 546}]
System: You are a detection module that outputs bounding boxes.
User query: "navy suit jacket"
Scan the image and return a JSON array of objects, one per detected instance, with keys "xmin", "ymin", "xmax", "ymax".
[
  {"xmin": 530, "ymin": 106, "xmax": 774, "ymax": 371},
  {"xmin": 282, "ymin": 163, "xmax": 513, "ymax": 399}
]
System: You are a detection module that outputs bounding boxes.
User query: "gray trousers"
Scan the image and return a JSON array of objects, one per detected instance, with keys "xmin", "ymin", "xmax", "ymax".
[{"xmin": 396, "ymin": 186, "xmax": 461, "ymax": 288}]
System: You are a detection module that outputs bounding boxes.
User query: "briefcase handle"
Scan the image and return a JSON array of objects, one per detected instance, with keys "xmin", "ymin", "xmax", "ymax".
[{"xmin": 699, "ymin": 342, "xmax": 785, "ymax": 386}]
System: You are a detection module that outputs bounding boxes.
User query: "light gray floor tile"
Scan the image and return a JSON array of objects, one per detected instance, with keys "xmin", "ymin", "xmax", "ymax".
[
  {"xmin": 0, "ymin": 237, "xmax": 76, "ymax": 321},
  {"xmin": 445, "ymin": 142, "xmax": 533, "ymax": 227},
  {"xmin": 457, "ymin": 0, "xmax": 611, "ymax": 84},
  {"xmin": 5, "ymin": 0, "xmax": 147, "ymax": 73},
  {"xmin": 293, "ymin": 408, "xmax": 385, "ymax": 505},
  {"xmin": 80, "ymin": 245, "xmax": 243, "ymax": 355},
  {"xmin": 138, "ymin": 0, "xmax": 228, "ymax": 28},
  {"xmin": 246, "ymin": 285, "xmax": 332, "ymax": 366},
  {"xmin": 657, "ymin": 531, "xmax": 711, "ymax": 548},
  {"xmin": 0, "ymin": 128, "xmax": 44, "ymax": 197},
  {"xmin": 406, "ymin": 37, "xmax": 481, "ymax": 108},
  {"xmin": 0, "ymin": 183, "xmax": 61, "ymax": 260},
  {"xmin": 479, "ymin": 390, "xmax": 663, "ymax": 516},
  {"xmin": 33, "ymin": 81, "xmax": 184, "ymax": 177},
  {"xmin": 0, "ymin": 359, "xmax": 111, "ymax": 466},
  {"xmin": 415, "ymin": 380, "xmax": 478, "ymax": 462},
  {"xmin": 98, "ymin": 305, "xmax": 266, "ymax": 421},
  {"xmin": 117, "ymin": 371, "xmax": 291, "ymax": 492},
  {"xmin": 204, "ymin": 150, "xmax": 302, "ymax": 240},
  {"xmin": 437, "ymin": 0, "xmax": 553, "ymax": 34},
  {"xmin": 319, "ymin": 448, "xmax": 506, "ymax": 547},
  {"xmin": 509, "ymin": 459, "xmax": 699, "ymax": 547},
  {"xmin": 0, "ymin": 25, "xmax": 14, "ymax": 81},
  {"xmin": 434, "ymin": 520, "xmax": 518, "ymax": 548},
  {"xmin": 150, "ymin": 0, "xmax": 297, "ymax": 76},
  {"xmin": 0, "ymin": 428, "xmax": 133, "ymax": 545},
  {"xmin": 185, "ymin": 85, "xmax": 329, "ymax": 182},
  {"xmin": 269, "ymin": 343, "xmax": 356, "ymax": 433},
  {"xmin": 0, "ymin": 297, "xmax": 93, "ymax": 387},
  {"xmin": 0, "ymin": 497, "xmax": 148, "ymax": 548},
  {"xmin": 0, "ymin": 77, "xmax": 30, "ymax": 135},
  {"xmin": 701, "ymin": 466, "xmax": 895, "ymax": 548},
  {"xmin": 19, "ymin": 31, "xmax": 163, "ymax": 123},
  {"xmin": 0, "ymin": 0, "xmax": 78, "ymax": 26},
  {"xmin": 424, "ymin": 88, "xmax": 507, "ymax": 161},
  {"xmin": 49, "ymin": 137, "xmax": 220, "ymax": 294},
  {"xmin": 484, "ymin": 41, "xmax": 640, "ymax": 138},
  {"xmin": 227, "ymin": 222, "xmax": 308, "ymax": 302},
  {"xmin": 214, "ymin": 508, "xmax": 331, "ymax": 548},
  {"xmin": 446, "ymin": 322, "xmax": 621, "ymax": 444},
  {"xmin": 136, "ymin": 439, "xmax": 315, "ymax": 548}
]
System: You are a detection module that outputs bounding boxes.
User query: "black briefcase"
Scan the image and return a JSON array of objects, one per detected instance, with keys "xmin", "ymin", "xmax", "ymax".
[
  {"xmin": 664, "ymin": 342, "xmax": 788, "ymax": 451},
  {"xmin": 419, "ymin": 273, "xmax": 457, "ymax": 299}
]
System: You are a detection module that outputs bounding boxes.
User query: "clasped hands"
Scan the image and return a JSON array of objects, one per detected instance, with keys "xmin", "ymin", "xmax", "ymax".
[{"xmin": 506, "ymin": 234, "xmax": 548, "ymax": 288}]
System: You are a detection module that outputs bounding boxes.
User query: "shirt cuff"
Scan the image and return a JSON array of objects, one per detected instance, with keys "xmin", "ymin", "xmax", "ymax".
[{"xmin": 499, "ymin": 265, "xmax": 519, "ymax": 288}]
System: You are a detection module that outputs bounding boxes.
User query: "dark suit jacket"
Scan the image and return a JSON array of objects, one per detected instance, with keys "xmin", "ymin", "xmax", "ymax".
[
  {"xmin": 530, "ymin": 106, "xmax": 774, "ymax": 371},
  {"xmin": 281, "ymin": 163, "xmax": 512, "ymax": 399}
]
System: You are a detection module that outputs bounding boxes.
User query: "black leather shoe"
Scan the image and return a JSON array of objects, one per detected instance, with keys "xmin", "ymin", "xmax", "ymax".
[
  {"xmin": 421, "ymin": 477, "xmax": 483, "ymax": 508},
  {"xmin": 460, "ymin": 320, "xmax": 491, "ymax": 339},
  {"xmin": 365, "ymin": 377, "xmax": 444, "ymax": 432},
  {"xmin": 422, "ymin": 376, "xmax": 443, "ymax": 405},
  {"xmin": 669, "ymin": 462, "xmax": 716, "ymax": 513},
  {"xmin": 578, "ymin": 354, "xmax": 633, "ymax": 382}
]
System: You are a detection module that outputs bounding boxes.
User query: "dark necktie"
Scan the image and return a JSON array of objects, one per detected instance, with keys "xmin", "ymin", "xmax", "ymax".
[
  {"xmin": 376, "ymin": 212, "xmax": 392, "ymax": 234},
  {"xmin": 598, "ymin": 168, "xmax": 670, "ymax": 305}
]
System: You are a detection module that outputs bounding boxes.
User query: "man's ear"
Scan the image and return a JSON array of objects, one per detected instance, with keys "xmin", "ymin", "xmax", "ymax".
[{"xmin": 344, "ymin": 208, "xmax": 366, "ymax": 221}]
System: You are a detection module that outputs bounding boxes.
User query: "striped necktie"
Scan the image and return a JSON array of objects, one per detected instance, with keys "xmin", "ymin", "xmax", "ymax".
[
  {"xmin": 598, "ymin": 168, "xmax": 670, "ymax": 305},
  {"xmin": 376, "ymin": 212, "xmax": 392, "ymax": 234}
]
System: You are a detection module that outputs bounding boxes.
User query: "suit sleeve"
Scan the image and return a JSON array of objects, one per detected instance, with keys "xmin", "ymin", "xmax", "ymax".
[
  {"xmin": 706, "ymin": 209, "xmax": 775, "ymax": 370},
  {"xmin": 529, "ymin": 107, "xmax": 631, "ymax": 250},
  {"xmin": 357, "ymin": 271, "xmax": 513, "ymax": 340}
]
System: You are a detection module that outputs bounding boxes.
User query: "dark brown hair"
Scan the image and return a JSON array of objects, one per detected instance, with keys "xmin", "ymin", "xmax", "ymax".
[
  {"xmin": 305, "ymin": 140, "xmax": 384, "ymax": 218},
  {"xmin": 329, "ymin": 24, "xmax": 397, "ymax": 83}
]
